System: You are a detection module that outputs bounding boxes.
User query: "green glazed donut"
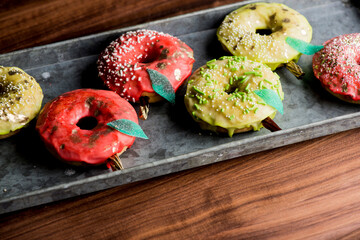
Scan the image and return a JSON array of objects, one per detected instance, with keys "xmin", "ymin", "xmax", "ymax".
[
  {"xmin": 217, "ymin": 2, "xmax": 312, "ymax": 71},
  {"xmin": 0, "ymin": 66, "xmax": 43, "ymax": 138},
  {"xmin": 184, "ymin": 56, "xmax": 284, "ymax": 137}
]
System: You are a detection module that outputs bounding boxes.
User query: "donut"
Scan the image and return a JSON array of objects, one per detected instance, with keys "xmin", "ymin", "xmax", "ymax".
[
  {"xmin": 313, "ymin": 33, "xmax": 360, "ymax": 104},
  {"xmin": 97, "ymin": 29, "xmax": 195, "ymax": 103},
  {"xmin": 36, "ymin": 89, "xmax": 138, "ymax": 166},
  {"xmin": 217, "ymin": 2, "xmax": 312, "ymax": 71},
  {"xmin": 0, "ymin": 66, "xmax": 43, "ymax": 139},
  {"xmin": 184, "ymin": 56, "xmax": 284, "ymax": 137}
]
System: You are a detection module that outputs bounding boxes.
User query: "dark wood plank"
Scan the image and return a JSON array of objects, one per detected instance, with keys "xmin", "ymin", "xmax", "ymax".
[
  {"xmin": 0, "ymin": 0, "xmax": 240, "ymax": 54},
  {"xmin": 2, "ymin": 128, "xmax": 360, "ymax": 239}
]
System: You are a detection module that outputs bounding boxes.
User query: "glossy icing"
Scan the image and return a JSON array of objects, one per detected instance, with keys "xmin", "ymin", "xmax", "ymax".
[
  {"xmin": 217, "ymin": 3, "xmax": 312, "ymax": 70},
  {"xmin": 97, "ymin": 29, "xmax": 195, "ymax": 102},
  {"xmin": 0, "ymin": 66, "xmax": 43, "ymax": 137},
  {"xmin": 36, "ymin": 89, "xmax": 137, "ymax": 165},
  {"xmin": 184, "ymin": 56, "xmax": 284, "ymax": 137},
  {"xmin": 313, "ymin": 33, "xmax": 360, "ymax": 103}
]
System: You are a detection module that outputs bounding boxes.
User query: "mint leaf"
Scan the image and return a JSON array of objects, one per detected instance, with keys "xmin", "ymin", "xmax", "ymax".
[
  {"xmin": 147, "ymin": 69, "xmax": 175, "ymax": 104},
  {"xmin": 107, "ymin": 119, "xmax": 148, "ymax": 139},
  {"xmin": 286, "ymin": 37, "xmax": 324, "ymax": 55},
  {"xmin": 254, "ymin": 89, "xmax": 284, "ymax": 115}
]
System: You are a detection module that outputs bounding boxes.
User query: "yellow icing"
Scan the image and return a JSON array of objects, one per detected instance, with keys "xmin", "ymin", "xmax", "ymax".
[
  {"xmin": 217, "ymin": 2, "xmax": 312, "ymax": 70},
  {"xmin": 0, "ymin": 66, "xmax": 43, "ymax": 135},
  {"xmin": 184, "ymin": 56, "xmax": 284, "ymax": 137}
]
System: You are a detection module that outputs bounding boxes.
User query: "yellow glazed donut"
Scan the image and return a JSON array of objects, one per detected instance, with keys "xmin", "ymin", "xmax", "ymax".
[
  {"xmin": 0, "ymin": 66, "xmax": 43, "ymax": 139},
  {"xmin": 217, "ymin": 2, "xmax": 312, "ymax": 71},
  {"xmin": 184, "ymin": 56, "xmax": 284, "ymax": 137}
]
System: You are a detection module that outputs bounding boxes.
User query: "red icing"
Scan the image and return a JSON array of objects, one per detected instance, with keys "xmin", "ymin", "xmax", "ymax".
[
  {"xmin": 36, "ymin": 89, "xmax": 137, "ymax": 165},
  {"xmin": 313, "ymin": 33, "xmax": 360, "ymax": 101},
  {"xmin": 97, "ymin": 29, "xmax": 195, "ymax": 102}
]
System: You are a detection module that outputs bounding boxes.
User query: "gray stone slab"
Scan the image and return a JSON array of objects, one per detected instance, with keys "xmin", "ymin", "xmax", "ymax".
[{"xmin": 1, "ymin": 0, "xmax": 359, "ymax": 214}]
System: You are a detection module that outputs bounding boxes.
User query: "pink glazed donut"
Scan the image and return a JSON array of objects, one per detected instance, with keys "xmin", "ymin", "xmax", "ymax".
[{"xmin": 313, "ymin": 33, "xmax": 360, "ymax": 103}]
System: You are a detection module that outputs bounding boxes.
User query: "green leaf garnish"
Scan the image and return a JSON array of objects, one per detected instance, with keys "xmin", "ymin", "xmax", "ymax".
[
  {"xmin": 147, "ymin": 69, "xmax": 175, "ymax": 104},
  {"xmin": 107, "ymin": 119, "xmax": 148, "ymax": 139},
  {"xmin": 254, "ymin": 89, "xmax": 284, "ymax": 115},
  {"xmin": 286, "ymin": 37, "xmax": 324, "ymax": 55}
]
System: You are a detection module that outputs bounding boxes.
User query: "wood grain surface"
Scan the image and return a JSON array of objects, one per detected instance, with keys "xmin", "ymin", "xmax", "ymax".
[{"xmin": 1, "ymin": 0, "xmax": 360, "ymax": 239}]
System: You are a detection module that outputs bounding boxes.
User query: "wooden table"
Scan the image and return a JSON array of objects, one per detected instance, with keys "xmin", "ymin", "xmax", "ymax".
[{"xmin": 1, "ymin": 0, "xmax": 360, "ymax": 239}]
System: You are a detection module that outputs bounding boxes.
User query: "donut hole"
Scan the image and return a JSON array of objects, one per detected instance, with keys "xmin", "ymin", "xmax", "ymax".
[
  {"xmin": 76, "ymin": 116, "xmax": 98, "ymax": 130},
  {"xmin": 256, "ymin": 28, "xmax": 273, "ymax": 36},
  {"xmin": 225, "ymin": 85, "xmax": 239, "ymax": 94},
  {"xmin": 139, "ymin": 50, "xmax": 160, "ymax": 64}
]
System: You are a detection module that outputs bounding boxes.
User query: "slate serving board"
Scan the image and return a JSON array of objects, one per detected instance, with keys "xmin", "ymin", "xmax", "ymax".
[{"xmin": 1, "ymin": 0, "xmax": 359, "ymax": 214}]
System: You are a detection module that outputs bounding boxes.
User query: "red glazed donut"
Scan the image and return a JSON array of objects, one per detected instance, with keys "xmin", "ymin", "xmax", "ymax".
[
  {"xmin": 313, "ymin": 33, "xmax": 360, "ymax": 103},
  {"xmin": 97, "ymin": 29, "xmax": 195, "ymax": 103},
  {"xmin": 36, "ymin": 89, "xmax": 138, "ymax": 165}
]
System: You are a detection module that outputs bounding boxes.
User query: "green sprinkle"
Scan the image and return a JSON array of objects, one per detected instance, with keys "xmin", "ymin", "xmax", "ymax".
[
  {"xmin": 254, "ymin": 72, "xmax": 263, "ymax": 77},
  {"xmin": 241, "ymin": 65, "xmax": 245, "ymax": 69},
  {"xmin": 227, "ymin": 95, "xmax": 236, "ymax": 101},
  {"xmin": 245, "ymin": 83, "xmax": 251, "ymax": 92},
  {"xmin": 223, "ymin": 72, "xmax": 228, "ymax": 76},
  {"xmin": 254, "ymin": 108, "xmax": 259, "ymax": 113},
  {"xmin": 194, "ymin": 103, "xmax": 201, "ymax": 110},
  {"xmin": 244, "ymin": 71, "xmax": 257, "ymax": 75},
  {"xmin": 229, "ymin": 77, "xmax": 233, "ymax": 85},
  {"xmin": 207, "ymin": 59, "xmax": 216, "ymax": 64},
  {"xmin": 213, "ymin": 89, "xmax": 221, "ymax": 92},
  {"xmin": 257, "ymin": 101, "xmax": 266, "ymax": 105},
  {"xmin": 240, "ymin": 76, "xmax": 250, "ymax": 83},
  {"xmin": 259, "ymin": 81, "xmax": 264, "ymax": 89},
  {"xmin": 229, "ymin": 115, "xmax": 235, "ymax": 120},
  {"xmin": 188, "ymin": 80, "xmax": 194, "ymax": 84},
  {"xmin": 225, "ymin": 84, "xmax": 230, "ymax": 91},
  {"xmin": 264, "ymin": 79, "xmax": 273, "ymax": 85},
  {"xmin": 207, "ymin": 64, "xmax": 218, "ymax": 69},
  {"xmin": 221, "ymin": 108, "xmax": 225, "ymax": 112},
  {"xmin": 193, "ymin": 86, "xmax": 205, "ymax": 95},
  {"xmin": 248, "ymin": 104, "xmax": 256, "ymax": 110},
  {"xmin": 231, "ymin": 67, "xmax": 237, "ymax": 72},
  {"xmin": 254, "ymin": 66, "xmax": 262, "ymax": 70}
]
